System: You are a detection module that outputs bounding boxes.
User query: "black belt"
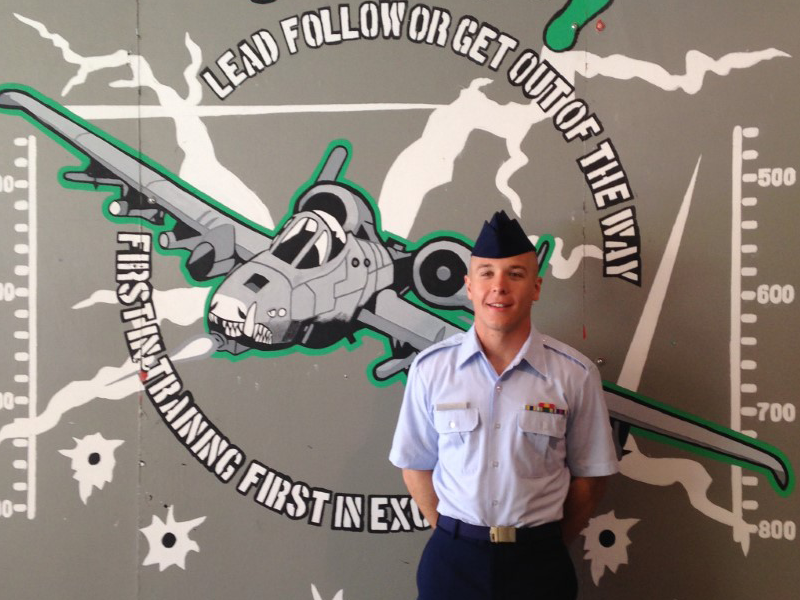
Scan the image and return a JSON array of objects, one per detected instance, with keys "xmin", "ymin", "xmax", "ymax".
[{"xmin": 437, "ymin": 515, "xmax": 561, "ymax": 544}]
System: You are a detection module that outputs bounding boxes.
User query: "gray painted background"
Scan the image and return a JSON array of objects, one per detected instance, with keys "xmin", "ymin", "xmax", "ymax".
[{"xmin": 0, "ymin": 1, "xmax": 798, "ymax": 598}]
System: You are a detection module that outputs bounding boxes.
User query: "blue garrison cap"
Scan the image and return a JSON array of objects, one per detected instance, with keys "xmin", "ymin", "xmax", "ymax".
[{"xmin": 471, "ymin": 210, "xmax": 536, "ymax": 258}]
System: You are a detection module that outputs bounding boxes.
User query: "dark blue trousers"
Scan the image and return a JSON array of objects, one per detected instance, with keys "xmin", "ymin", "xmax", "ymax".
[{"xmin": 417, "ymin": 523, "xmax": 577, "ymax": 600}]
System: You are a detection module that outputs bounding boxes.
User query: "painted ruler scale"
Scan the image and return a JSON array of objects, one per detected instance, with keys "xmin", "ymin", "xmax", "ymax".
[
  {"xmin": 1, "ymin": 135, "xmax": 37, "ymax": 520},
  {"xmin": 731, "ymin": 125, "xmax": 797, "ymax": 549}
]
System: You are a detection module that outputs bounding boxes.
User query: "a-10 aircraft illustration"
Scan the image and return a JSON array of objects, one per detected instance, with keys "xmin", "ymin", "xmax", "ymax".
[{"xmin": 0, "ymin": 86, "xmax": 791, "ymax": 495}]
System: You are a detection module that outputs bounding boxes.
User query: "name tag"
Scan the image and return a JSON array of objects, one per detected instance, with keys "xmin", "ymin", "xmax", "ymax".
[{"xmin": 435, "ymin": 402, "xmax": 469, "ymax": 411}]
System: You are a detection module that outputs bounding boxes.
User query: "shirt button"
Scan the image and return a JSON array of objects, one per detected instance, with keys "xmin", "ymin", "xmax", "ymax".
[
  {"xmin": 492, "ymin": 500, "xmax": 499, "ymax": 506},
  {"xmin": 494, "ymin": 423, "xmax": 501, "ymax": 429},
  {"xmin": 492, "ymin": 461, "xmax": 499, "ymax": 468},
  {"xmin": 449, "ymin": 421, "xmax": 456, "ymax": 429},
  {"xmin": 495, "ymin": 385, "xmax": 502, "ymax": 392}
]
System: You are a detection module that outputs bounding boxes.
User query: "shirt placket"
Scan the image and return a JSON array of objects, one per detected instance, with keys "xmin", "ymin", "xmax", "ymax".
[{"xmin": 486, "ymin": 365, "xmax": 506, "ymax": 525}]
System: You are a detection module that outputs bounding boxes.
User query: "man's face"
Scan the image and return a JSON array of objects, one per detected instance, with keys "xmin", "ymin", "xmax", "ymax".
[{"xmin": 465, "ymin": 252, "xmax": 542, "ymax": 335}]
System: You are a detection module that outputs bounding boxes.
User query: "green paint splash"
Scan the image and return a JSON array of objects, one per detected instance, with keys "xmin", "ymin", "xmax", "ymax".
[{"xmin": 544, "ymin": 0, "xmax": 614, "ymax": 52}]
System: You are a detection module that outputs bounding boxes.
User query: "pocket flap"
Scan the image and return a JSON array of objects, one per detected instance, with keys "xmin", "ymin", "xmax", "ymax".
[
  {"xmin": 434, "ymin": 407, "xmax": 479, "ymax": 433},
  {"xmin": 518, "ymin": 410, "xmax": 566, "ymax": 438}
]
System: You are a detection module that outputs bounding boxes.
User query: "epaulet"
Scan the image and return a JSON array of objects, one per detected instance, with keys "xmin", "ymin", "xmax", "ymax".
[
  {"xmin": 541, "ymin": 336, "xmax": 591, "ymax": 371},
  {"xmin": 414, "ymin": 331, "xmax": 466, "ymax": 365}
]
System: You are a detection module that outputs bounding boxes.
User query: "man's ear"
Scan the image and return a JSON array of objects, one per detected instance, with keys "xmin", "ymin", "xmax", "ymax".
[
  {"xmin": 533, "ymin": 276, "xmax": 543, "ymax": 302},
  {"xmin": 464, "ymin": 273, "xmax": 473, "ymax": 301}
]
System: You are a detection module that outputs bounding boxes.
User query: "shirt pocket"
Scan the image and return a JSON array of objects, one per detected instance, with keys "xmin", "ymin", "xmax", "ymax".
[
  {"xmin": 515, "ymin": 410, "xmax": 567, "ymax": 478},
  {"xmin": 433, "ymin": 407, "xmax": 480, "ymax": 474},
  {"xmin": 434, "ymin": 407, "xmax": 479, "ymax": 436}
]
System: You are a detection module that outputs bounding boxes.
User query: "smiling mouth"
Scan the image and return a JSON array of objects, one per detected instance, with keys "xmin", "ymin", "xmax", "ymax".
[{"xmin": 208, "ymin": 313, "xmax": 274, "ymax": 345}]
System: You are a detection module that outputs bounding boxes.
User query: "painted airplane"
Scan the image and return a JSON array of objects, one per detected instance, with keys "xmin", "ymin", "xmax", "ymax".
[{"xmin": 0, "ymin": 86, "xmax": 791, "ymax": 495}]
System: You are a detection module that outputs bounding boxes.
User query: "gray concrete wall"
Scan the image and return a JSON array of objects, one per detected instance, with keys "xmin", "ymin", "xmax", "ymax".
[{"xmin": 0, "ymin": 1, "xmax": 798, "ymax": 598}]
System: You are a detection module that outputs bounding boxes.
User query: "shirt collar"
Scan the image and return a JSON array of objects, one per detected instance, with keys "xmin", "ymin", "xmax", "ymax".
[
  {"xmin": 518, "ymin": 325, "xmax": 548, "ymax": 379},
  {"xmin": 456, "ymin": 325, "xmax": 549, "ymax": 379},
  {"xmin": 455, "ymin": 326, "xmax": 483, "ymax": 367}
]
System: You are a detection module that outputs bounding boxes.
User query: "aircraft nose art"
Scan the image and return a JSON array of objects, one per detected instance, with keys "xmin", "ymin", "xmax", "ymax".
[
  {"xmin": 208, "ymin": 293, "xmax": 253, "ymax": 341},
  {"xmin": 209, "ymin": 265, "xmax": 293, "ymax": 348}
]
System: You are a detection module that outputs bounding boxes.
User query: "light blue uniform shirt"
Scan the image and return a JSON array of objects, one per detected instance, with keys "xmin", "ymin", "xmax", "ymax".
[{"xmin": 389, "ymin": 325, "xmax": 619, "ymax": 528}]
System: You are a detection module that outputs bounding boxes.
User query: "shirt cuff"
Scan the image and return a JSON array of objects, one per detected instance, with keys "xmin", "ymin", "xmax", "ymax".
[{"xmin": 388, "ymin": 448, "xmax": 437, "ymax": 471}]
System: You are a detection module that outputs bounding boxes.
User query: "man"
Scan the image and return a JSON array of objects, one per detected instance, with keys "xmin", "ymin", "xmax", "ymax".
[{"xmin": 389, "ymin": 211, "xmax": 619, "ymax": 600}]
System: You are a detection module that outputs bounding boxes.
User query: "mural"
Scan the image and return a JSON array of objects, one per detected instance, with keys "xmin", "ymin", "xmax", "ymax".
[{"xmin": 0, "ymin": 1, "xmax": 798, "ymax": 599}]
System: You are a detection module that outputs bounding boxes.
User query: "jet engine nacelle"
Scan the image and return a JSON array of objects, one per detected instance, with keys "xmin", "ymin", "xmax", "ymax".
[
  {"xmin": 411, "ymin": 238, "xmax": 472, "ymax": 310},
  {"xmin": 294, "ymin": 182, "xmax": 380, "ymax": 244},
  {"xmin": 159, "ymin": 224, "xmax": 237, "ymax": 281}
]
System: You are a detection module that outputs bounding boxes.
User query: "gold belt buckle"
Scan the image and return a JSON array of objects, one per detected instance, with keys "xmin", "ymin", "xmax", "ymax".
[{"xmin": 489, "ymin": 526, "xmax": 516, "ymax": 543}]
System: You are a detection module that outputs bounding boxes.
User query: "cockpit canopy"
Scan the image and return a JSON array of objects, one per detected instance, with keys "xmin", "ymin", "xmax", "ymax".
[{"xmin": 271, "ymin": 210, "xmax": 346, "ymax": 269}]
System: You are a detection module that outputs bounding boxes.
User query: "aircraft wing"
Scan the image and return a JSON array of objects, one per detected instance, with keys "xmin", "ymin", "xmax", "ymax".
[
  {"xmin": 604, "ymin": 383, "xmax": 792, "ymax": 493},
  {"xmin": 0, "ymin": 87, "xmax": 270, "ymax": 280},
  {"xmin": 357, "ymin": 289, "xmax": 464, "ymax": 380}
]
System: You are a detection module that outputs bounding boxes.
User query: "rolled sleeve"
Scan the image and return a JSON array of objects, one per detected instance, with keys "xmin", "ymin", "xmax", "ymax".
[
  {"xmin": 565, "ymin": 364, "xmax": 619, "ymax": 477},
  {"xmin": 389, "ymin": 360, "xmax": 439, "ymax": 470}
]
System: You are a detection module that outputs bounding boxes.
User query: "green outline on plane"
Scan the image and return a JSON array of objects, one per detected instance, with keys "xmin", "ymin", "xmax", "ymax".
[{"xmin": 1, "ymin": 83, "xmax": 792, "ymax": 494}]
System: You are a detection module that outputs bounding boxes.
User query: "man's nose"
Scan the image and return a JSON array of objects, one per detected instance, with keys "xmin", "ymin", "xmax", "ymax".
[{"xmin": 491, "ymin": 274, "xmax": 508, "ymax": 292}]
